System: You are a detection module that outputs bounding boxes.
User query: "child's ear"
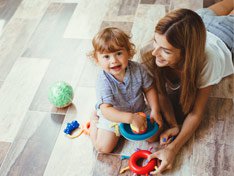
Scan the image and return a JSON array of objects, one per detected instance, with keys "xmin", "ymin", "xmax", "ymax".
[
  {"xmin": 93, "ymin": 53, "xmax": 99, "ymax": 63},
  {"xmin": 94, "ymin": 57, "xmax": 99, "ymax": 64}
]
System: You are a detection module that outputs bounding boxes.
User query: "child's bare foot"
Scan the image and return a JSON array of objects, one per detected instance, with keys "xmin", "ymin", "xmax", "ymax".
[{"xmin": 146, "ymin": 124, "xmax": 164, "ymax": 143}]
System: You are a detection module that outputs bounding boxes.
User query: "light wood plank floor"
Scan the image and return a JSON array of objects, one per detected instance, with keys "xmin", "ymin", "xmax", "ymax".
[{"xmin": 0, "ymin": 0, "xmax": 233, "ymax": 175}]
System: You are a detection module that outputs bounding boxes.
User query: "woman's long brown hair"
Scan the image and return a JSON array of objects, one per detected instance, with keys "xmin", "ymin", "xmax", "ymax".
[{"xmin": 141, "ymin": 9, "xmax": 206, "ymax": 114}]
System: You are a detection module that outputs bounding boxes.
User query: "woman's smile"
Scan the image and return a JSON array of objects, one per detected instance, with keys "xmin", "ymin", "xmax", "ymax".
[
  {"xmin": 155, "ymin": 57, "xmax": 167, "ymax": 66},
  {"xmin": 156, "ymin": 58, "xmax": 165, "ymax": 63}
]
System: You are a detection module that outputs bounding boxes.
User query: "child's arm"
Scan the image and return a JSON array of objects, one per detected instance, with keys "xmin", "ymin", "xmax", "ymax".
[
  {"xmin": 100, "ymin": 104, "xmax": 147, "ymax": 130},
  {"xmin": 144, "ymin": 86, "xmax": 163, "ymax": 127}
]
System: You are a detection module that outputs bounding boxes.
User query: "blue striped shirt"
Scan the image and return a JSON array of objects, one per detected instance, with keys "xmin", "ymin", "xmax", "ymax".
[{"xmin": 96, "ymin": 60, "xmax": 153, "ymax": 113}]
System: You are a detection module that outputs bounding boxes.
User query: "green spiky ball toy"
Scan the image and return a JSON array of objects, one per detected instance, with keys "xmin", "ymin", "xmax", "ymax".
[{"xmin": 48, "ymin": 81, "xmax": 74, "ymax": 108}]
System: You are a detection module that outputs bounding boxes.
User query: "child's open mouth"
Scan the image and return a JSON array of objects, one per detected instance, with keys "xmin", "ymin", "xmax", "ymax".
[{"xmin": 110, "ymin": 65, "xmax": 121, "ymax": 71}]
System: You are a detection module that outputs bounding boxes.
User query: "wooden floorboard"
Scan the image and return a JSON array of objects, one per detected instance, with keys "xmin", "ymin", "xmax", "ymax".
[
  {"xmin": 63, "ymin": 0, "xmax": 110, "ymax": 39},
  {"xmin": 0, "ymin": 57, "xmax": 50, "ymax": 142},
  {"xmin": 22, "ymin": 3, "xmax": 77, "ymax": 58},
  {"xmin": 117, "ymin": 0, "xmax": 139, "ymax": 16},
  {"xmin": 0, "ymin": 111, "xmax": 65, "ymax": 176},
  {"xmin": 195, "ymin": 97, "xmax": 234, "ymax": 146},
  {"xmin": 210, "ymin": 74, "xmax": 234, "ymax": 99},
  {"xmin": 0, "ymin": 81, "xmax": 3, "ymax": 88},
  {"xmin": 0, "ymin": 142, "xmax": 11, "ymax": 168},
  {"xmin": 0, "ymin": 19, "xmax": 39, "ymax": 81},
  {"xmin": 0, "ymin": 0, "xmax": 23, "ymax": 28}
]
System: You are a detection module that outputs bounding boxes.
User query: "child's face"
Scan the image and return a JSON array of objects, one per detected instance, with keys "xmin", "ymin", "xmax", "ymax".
[
  {"xmin": 152, "ymin": 33, "xmax": 182, "ymax": 68},
  {"xmin": 96, "ymin": 48, "xmax": 129, "ymax": 80}
]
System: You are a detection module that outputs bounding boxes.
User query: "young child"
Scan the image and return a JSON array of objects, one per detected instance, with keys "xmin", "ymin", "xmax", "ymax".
[{"xmin": 88, "ymin": 27, "xmax": 162, "ymax": 153}]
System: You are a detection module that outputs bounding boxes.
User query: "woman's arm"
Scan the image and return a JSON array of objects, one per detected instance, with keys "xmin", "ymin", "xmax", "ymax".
[
  {"xmin": 158, "ymin": 93, "xmax": 178, "ymax": 128},
  {"xmin": 149, "ymin": 86, "xmax": 212, "ymax": 174},
  {"xmin": 168, "ymin": 86, "xmax": 212, "ymax": 153},
  {"xmin": 157, "ymin": 93, "xmax": 180, "ymax": 144}
]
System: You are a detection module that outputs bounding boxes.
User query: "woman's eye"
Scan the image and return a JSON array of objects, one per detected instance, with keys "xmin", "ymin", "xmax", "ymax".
[{"xmin": 164, "ymin": 50, "xmax": 171, "ymax": 54}]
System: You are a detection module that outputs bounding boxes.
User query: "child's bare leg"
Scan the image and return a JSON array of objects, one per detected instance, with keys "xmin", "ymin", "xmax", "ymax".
[
  {"xmin": 96, "ymin": 129, "xmax": 119, "ymax": 153},
  {"xmin": 89, "ymin": 111, "xmax": 119, "ymax": 153},
  {"xmin": 89, "ymin": 111, "xmax": 99, "ymax": 147},
  {"xmin": 208, "ymin": 0, "xmax": 234, "ymax": 16}
]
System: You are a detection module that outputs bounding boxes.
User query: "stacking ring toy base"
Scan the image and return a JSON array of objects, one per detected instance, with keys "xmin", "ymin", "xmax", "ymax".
[
  {"xmin": 119, "ymin": 116, "xmax": 159, "ymax": 141},
  {"xmin": 129, "ymin": 150, "xmax": 156, "ymax": 174}
]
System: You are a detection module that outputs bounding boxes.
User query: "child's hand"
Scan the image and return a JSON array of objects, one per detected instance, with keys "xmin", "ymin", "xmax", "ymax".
[
  {"xmin": 131, "ymin": 113, "xmax": 147, "ymax": 133},
  {"xmin": 150, "ymin": 111, "xmax": 163, "ymax": 127}
]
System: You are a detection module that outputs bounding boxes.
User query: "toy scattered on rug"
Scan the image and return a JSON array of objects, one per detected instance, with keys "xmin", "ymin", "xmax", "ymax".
[
  {"xmin": 99, "ymin": 152, "xmax": 131, "ymax": 160},
  {"xmin": 119, "ymin": 113, "xmax": 159, "ymax": 141},
  {"xmin": 120, "ymin": 155, "xmax": 130, "ymax": 160},
  {"xmin": 64, "ymin": 120, "xmax": 79, "ymax": 135},
  {"xmin": 119, "ymin": 149, "xmax": 159, "ymax": 176},
  {"xmin": 64, "ymin": 120, "xmax": 90, "ymax": 139},
  {"xmin": 48, "ymin": 81, "xmax": 74, "ymax": 108}
]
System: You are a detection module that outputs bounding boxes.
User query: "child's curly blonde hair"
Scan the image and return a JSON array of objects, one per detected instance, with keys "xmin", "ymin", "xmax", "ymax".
[{"xmin": 88, "ymin": 27, "xmax": 136, "ymax": 62}]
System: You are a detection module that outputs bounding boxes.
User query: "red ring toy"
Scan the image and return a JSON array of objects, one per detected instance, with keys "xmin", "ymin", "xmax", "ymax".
[{"xmin": 129, "ymin": 150, "xmax": 156, "ymax": 174}]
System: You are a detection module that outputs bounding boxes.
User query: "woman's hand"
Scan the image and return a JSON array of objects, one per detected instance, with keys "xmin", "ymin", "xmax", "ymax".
[
  {"xmin": 160, "ymin": 126, "xmax": 180, "ymax": 145},
  {"xmin": 147, "ymin": 145, "xmax": 177, "ymax": 174}
]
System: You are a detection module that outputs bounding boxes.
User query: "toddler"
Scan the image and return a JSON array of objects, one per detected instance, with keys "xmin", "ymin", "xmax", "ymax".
[{"xmin": 89, "ymin": 27, "xmax": 162, "ymax": 153}]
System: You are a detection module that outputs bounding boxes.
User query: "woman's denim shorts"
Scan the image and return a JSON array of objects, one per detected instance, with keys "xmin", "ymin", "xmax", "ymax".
[{"xmin": 196, "ymin": 8, "xmax": 234, "ymax": 56}]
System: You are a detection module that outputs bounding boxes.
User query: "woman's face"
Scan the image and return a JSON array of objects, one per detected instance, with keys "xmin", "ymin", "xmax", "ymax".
[{"xmin": 152, "ymin": 33, "xmax": 182, "ymax": 68}]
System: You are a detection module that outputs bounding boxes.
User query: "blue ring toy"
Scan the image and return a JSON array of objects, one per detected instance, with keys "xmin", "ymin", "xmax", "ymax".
[{"xmin": 119, "ymin": 116, "xmax": 159, "ymax": 141}]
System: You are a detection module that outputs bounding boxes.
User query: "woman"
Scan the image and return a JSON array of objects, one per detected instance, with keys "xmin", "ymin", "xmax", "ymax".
[{"xmin": 143, "ymin": 0, "xmax": 234, "ymax": 174}]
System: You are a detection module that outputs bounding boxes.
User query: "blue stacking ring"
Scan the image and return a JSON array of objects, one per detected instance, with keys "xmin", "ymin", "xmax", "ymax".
[{"xmin": 119, "ymin": 116, "xmax": 159, "ymax": 141}]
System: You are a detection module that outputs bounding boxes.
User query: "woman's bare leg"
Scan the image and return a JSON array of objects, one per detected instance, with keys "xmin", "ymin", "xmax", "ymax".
[{"xmin": 208, "ymin": 0, "xmax": 234, "ymax": 15}]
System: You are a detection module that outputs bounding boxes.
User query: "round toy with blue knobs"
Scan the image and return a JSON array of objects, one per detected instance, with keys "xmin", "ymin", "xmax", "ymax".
[{"xmin": 64, "ymin": 120, "xmax": 79, "ymax": 135}]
